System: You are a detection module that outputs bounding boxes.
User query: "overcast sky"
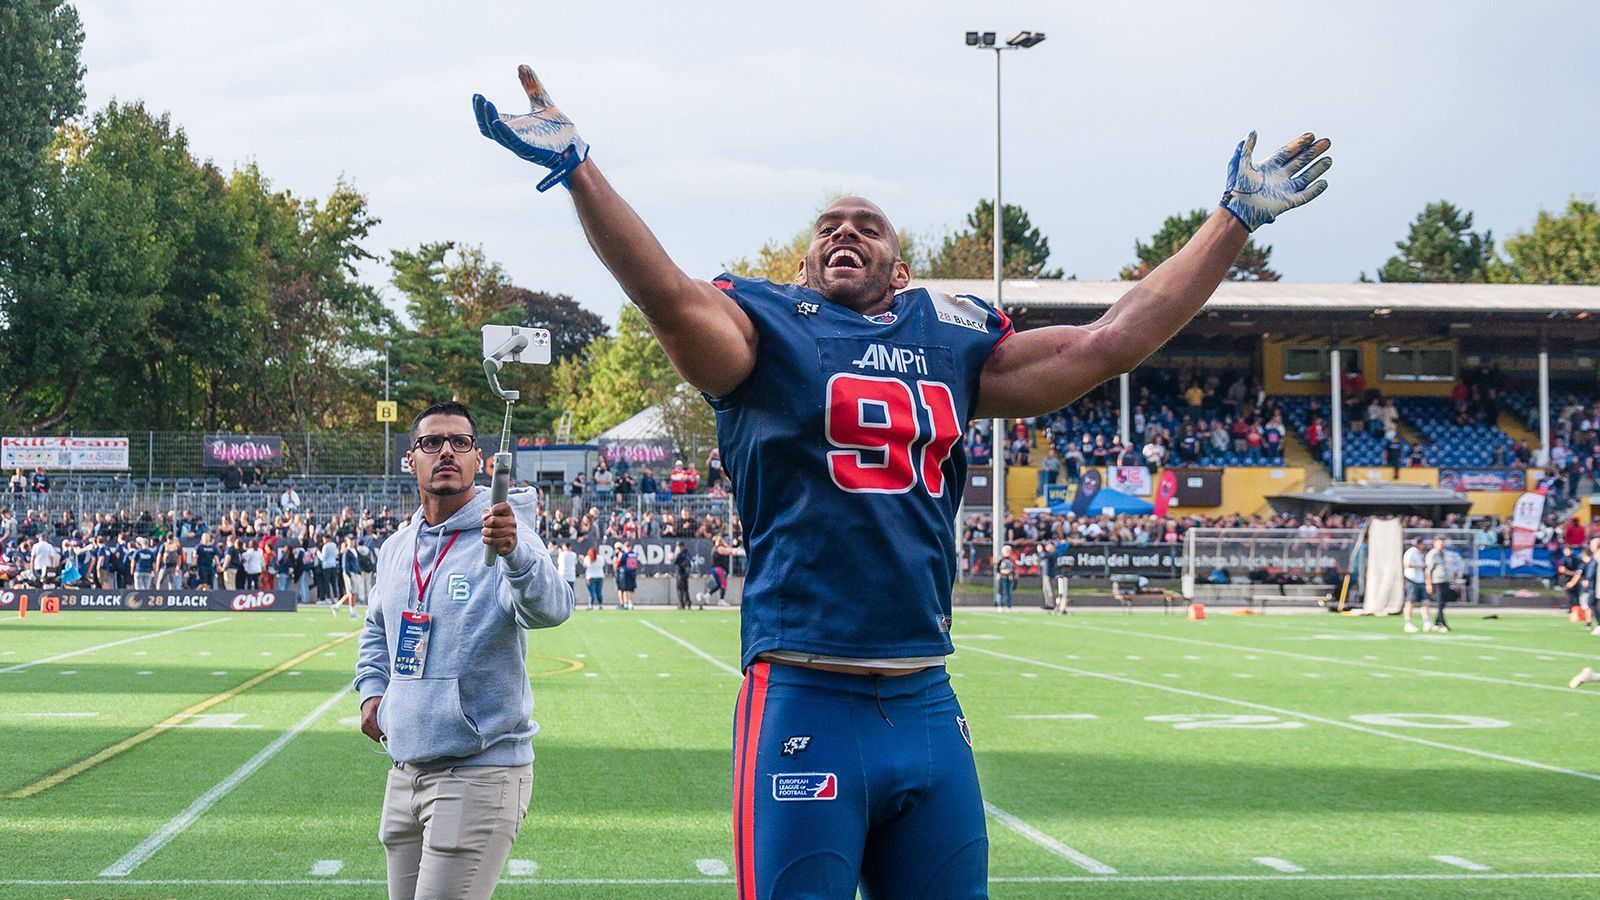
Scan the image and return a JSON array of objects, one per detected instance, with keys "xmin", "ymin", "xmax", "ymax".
[{"xmin": 77, "ymin": 0, "xmax": 1599, "ymax": 325}]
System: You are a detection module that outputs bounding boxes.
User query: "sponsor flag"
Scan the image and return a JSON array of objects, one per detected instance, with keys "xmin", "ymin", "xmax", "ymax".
[
  {"xmin": 1069, "ymin": 468, "xmax": 1103, "ymax": 518},
  {"xmin": 1509, "ymin": 491, "xmax": 1546, "ymax": 570},
  {"xmin": 1153, "ymin": 470, "xmax": 1179, "ymax": 517}
]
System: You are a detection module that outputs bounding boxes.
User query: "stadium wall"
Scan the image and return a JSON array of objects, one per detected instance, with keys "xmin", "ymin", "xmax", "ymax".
[{"xmin": 1261, "ymin": 337, "xmax": 1458, "ymax": 397}]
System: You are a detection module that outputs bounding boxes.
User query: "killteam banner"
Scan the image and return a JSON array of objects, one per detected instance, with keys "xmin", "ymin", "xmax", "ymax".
[{"xmin": 1, "ymin": 436, "xmax": 129, "ymax": 471}]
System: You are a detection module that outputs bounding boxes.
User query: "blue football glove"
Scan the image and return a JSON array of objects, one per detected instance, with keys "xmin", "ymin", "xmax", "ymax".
[
  {"xmin": 472, "ymin": 65, "xmax": 590, "ymax": 192},
  {"xmin": 1220, "ymin": 131, "xmax": 1332, "ymax": 232}
]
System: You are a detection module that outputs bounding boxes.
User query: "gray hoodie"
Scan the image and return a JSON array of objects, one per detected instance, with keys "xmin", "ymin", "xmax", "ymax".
[{"xmin": 354, "ymin": 486, "xmax": 572, "ymax": 767}]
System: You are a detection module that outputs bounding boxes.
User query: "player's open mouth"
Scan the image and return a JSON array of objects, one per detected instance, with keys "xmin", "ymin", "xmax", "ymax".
[{"xmin": 826, "ymin": 248, "xmax": 864, "ymax": 270}]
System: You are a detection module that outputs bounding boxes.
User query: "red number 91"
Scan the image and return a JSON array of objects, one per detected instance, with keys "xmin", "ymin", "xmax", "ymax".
[{"xmin": 825, "ymin": 373, "xmax": 961, "ymax": 496}]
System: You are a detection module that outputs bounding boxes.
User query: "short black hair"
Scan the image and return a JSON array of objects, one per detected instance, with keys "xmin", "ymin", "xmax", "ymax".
[{"xmin": 410, "ymin": 401, "xmax": 478, "ymax": 444}]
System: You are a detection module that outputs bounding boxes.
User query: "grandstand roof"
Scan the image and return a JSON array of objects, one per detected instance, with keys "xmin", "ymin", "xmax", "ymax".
[
  {"xmin": 1268, "ymin": 482, "xmax": 1474, "ymax": 519},
  {"xmin": 913, "ymin": 280, "xmax": 1600, "ymax": 340}
]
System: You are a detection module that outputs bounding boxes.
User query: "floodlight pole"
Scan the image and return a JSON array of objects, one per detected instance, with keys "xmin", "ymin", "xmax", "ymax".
[
  {"xmin": 1537, "ymin": 349, "xmax": 1550, "ymax": 468},
  {"xmin": 383, "ymin": 340, "xmax": 392, "ymax": 482},
  {"xmin": 971, "ymin": 29, "xmax": 1044, "ymax": 605},
  {"xmin": 1330, "ymin": 348, "xmax": 1344, "ymax": 481}
]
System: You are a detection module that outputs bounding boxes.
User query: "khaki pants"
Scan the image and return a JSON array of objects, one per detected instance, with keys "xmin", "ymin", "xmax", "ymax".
[{"xmin": 380, "ymin": 762, "xmax": 532, "ymax": 900}]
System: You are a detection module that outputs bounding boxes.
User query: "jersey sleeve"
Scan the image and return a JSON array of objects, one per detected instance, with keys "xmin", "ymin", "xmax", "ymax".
[
  {"xmin": 953, "ymin": 293, "xmax": 1016, "ymax": 354},
  {"xmin": 702, "ymin": 273, "xmax": 782, "ymax": 410}
]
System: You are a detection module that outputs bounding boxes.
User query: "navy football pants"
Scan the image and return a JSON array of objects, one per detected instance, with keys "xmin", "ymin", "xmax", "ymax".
[{"xmin": 732, "ymin": 662, "xmax": 988, "ymax": 899}]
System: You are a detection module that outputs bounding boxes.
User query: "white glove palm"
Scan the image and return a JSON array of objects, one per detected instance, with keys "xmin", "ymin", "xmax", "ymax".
[{"xmin": 1221, "ymin": 131, "xmax": 1332, "ymax": 232}]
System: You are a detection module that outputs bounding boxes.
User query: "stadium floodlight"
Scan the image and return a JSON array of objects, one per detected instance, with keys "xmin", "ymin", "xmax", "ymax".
[
  {"xmin": 480, "ymin": 324, "xmax": 553, "ymax": 565},
  {"xmin": 965, "ymin": 27, "xmax": 1046, "ymax": 608}
]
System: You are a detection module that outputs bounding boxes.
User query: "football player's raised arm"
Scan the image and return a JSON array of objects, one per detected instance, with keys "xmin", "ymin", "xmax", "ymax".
[
  {"xmin": 566, "ymin": 162, "xmax": 756, "ymax": 398},
  {"xmin": 471, "ymin": 65, "xmax": 756, "ymax": 398},
  {"xmin": 974, "ymin": 132, "xmax": 1331, "ymax": 420}
]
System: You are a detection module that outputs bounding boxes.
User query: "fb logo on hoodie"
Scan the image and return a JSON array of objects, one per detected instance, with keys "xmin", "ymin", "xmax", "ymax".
[{"xmin": 448, "ymin": 573, "xmax": 470, "ymax": 602}]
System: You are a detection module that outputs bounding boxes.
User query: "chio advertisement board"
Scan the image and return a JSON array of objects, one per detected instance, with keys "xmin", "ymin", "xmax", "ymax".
[
  {"xmin": 0, "ymin": 588, "xmax": 296, "ymax": 613},
  {"xmin": 2, "ymin": 436, "xmax": 129, "ymax": 471}
]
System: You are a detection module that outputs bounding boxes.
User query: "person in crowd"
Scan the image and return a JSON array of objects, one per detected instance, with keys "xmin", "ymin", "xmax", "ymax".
[
  {"xmin": 318, "ymin": 531, "xmax": 340, "ymax": 603},
  {"xmin": 673, "ymin": 540, "xmax": 693, "ymax": 609},
  {"xmin": 995, "ymin": 544, "xmax": 1016, "ymax": 609},
  {"xmin": 555, "ymin": 541, "xmax": 577, "ymax": 602},
  {"xmin": 221, "ymin": 461, "xmax": 244, "ymax": 491},
  {"xmin": 30, "ymin": 466, "xmax": 50, "ymax": 494},
  {"xmin": 583, "ymin": 545, "xmax": 605, "ymax": 609},
  {"xmin": 280, "ymin": 482, "xmax": 301, "ymax": 514},
  {"xmin": 7, "ymin": 469, "xmax": 24, "ymax": 494},
  {"xmin": 156, "ymin": 533, "xmax": 185, "ymax": 591},
  {"xmin": 132, "ymin": 536, "xmax": 158, "ymax": 590}
]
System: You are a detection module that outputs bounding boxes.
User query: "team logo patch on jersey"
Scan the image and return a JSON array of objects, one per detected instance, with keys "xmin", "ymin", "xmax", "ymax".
[
  {"xmin": 781, "ymin": 735, "xmax": 812, "ymax": 757},
  {"xmin": 863, "ymin": 310, "xmax": 897, "ymax": 325},
  {"xmin": 448, "ymin": 573, "xmax": 470, "ymax": 602},
  {"xmin": 956, "ymin": 716, "xmax": 972, "ymax": 747},
  {"xmin": 795, "ymin": 300, "xmax": 820, "ymax": 317},
  {"xmin": 773, "ymin": 773, "xmax": 837, "ymax": 801},
  {"xmin": 930, "ymin": 291, "xmax": 990, "ymax": 334}
]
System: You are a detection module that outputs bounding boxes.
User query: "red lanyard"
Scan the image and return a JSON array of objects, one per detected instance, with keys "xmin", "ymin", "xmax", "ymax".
[{"xmin": 411, "ymin": 530, "xmax": 462, "ymax": 613}]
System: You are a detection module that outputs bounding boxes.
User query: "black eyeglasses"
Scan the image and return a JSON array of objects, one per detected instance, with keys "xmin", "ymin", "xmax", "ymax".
[{"xmin": 412, "ymin": 433, "xmax": 477, "ymax": 454}]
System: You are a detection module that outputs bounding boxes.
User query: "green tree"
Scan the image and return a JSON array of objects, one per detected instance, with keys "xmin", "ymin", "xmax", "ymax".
[
  {"xmin": 1489, "ymin": 199, "xmax": 1600, "ymax": 285},
  {"xmin": 924, "ymin": 200, "xmax": 1064, "ymax": 279},
  {"xmin": 0, "ymin": 0, "xmax": 84, "ymax": 269},
  {"xmin": 548, "ymin": 305, "xmax": 680, "ymax": 440},
  {"xmin": 506, "ymin": 287, "xmax": 608, "ymax": 362},
  {"xmin": 1375, "ymin": 200, "xmax": 1491, "ymax": 283},
  {"xmin": 1120, "ymin": 209, "xmax": 1278, "ymax": 281}
]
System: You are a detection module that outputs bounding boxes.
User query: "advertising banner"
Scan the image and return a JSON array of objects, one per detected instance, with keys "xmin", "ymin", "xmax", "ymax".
[
  {"xmin": 1, "ymin": 436, "xmax": 129, "ymax": 471},
  {"xmin": 0, "ymin": 588, "xmax": 296, "ymax": 613},
  {"xmin": 597, "ymin": 438, "xmax": 675, "ymax": 469},
  {"xmin": 1108, "ymin": 465, "xmax": 1153, "ymax": 496},
  {"xmin": 1509, "ymin": 491, "xmax": 1546, "ymax": 569},
  {"xmin": 567, "ymin": 536, "xmax": 719, "ymax": 576},
  {"xmin": 1044, "ymin": 484, "xmax": 1071, "ymax": 506},
  {"xmin": 1438, "ymin": 468, "xmax": 1527, "ymax": 493},
  {"xmin": 203, "ymin": 434, "xmax": 283, "ymax": 468}
]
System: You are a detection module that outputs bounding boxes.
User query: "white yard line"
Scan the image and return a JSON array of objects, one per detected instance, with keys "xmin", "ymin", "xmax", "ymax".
[
  {"xmin": 0, "ymin": 618, "xmax": 227, "ymax": 674},
  {"xmin": 308, "ymin": 860, "xmax": 343, "ymax": 877},
  {"xmin": 507, "ymin": 859, "xmax": 537, "ymax": 876},
  {"xmin": 1253, "ymin": 857, "xmax": 1305, "ymax": 873},
  {"xmin": 983, "ymin": 802, "xmax": 1116, "ymax": 874},
  {"xmin": 7, "ymin": 873, "xmax": 1600, "ymax": 887},
  {"xmin": 695, "ymin": 859, "xmax": 730, "ymax": 876},
  {"xmin": 639, "ymin": 620, "xmax": 1113, "ymax": 874},
  {"xmin": 637, "ymin": 620, "xmax": 740, "ymax": 676},
  {"xmin": 1434, "ymin": 855, "xmax": 1492, "ymax": 871},
  {"xmin": 1240, "ymin": 618, "xmax": 1600, "ymax": 662},
  {"xmin": 99, "ymin": 685, "xmax": 352, "ymax": 878},
  {"xmin": 955, "ymin": 644, "xmax": 1600, "ymax": 783},
  {"xmin": 1046, "ymin": 620, "xmax": 1596, "ymax": 698}
]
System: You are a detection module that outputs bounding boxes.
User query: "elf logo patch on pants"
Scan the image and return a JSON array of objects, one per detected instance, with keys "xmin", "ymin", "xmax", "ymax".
[{"xmin": 772, "ymin": 773, "xmax": 837, "ymax": 801}]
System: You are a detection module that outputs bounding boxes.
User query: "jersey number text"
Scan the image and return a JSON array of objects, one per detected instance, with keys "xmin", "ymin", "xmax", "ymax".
[{"xmin": 825, "ymin": 374, "xmax": 961, "ymax": 495}]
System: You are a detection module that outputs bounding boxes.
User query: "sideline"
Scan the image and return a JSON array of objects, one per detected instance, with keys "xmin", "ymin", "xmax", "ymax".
[
  {"xmin": 99, "ymin": 685, "xmax": 353, "ymax": 877},
  {"xmin": 1237, "ymin": 616, "xmax": 1600, "ymax": 663},
  {"xmin": 0, "ymin": 617, "xmax": 228, "ymax": 675},
  {"xmin": 6, "ymin": 631, "xmax": 358, "ymax": 799},
  {"xmin": 640, "ymin": 619, "xmax": 1116, "ymax": 874},
  {"xmin": 955, "ymin": 643, "xmax": 1600, "ymax": 783}
]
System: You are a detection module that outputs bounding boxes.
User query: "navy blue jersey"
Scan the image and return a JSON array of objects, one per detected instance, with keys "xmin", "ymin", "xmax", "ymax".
[{"xmin": 708, "ymin": 275, "xmax": 1013, "ymax": 668}]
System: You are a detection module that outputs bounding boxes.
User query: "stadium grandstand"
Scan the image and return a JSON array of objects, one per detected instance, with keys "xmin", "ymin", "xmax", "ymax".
[{"xmin": 930, "ymin": 279, "xmax": 1600, "ymax": 516}]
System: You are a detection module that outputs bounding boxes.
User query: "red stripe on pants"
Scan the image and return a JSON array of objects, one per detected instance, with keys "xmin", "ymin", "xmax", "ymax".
[{"xmin": 734, "ymin": 663, "xmax": 770, "ymax": 900}]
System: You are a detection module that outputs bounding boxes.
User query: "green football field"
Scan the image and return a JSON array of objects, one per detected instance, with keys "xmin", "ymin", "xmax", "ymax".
[{"xmin": 2, "ymin": 604, "xmax": 1597, "ymax": 899}]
